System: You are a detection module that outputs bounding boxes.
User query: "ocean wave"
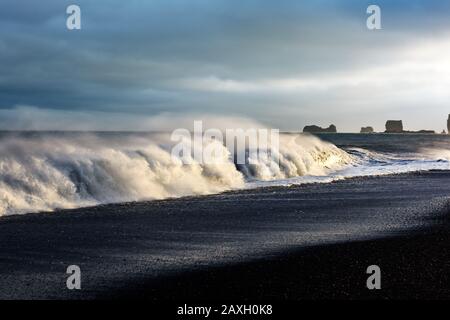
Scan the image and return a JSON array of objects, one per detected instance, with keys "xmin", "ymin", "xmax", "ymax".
[
  {"xmin": 0, "ymin": 132, "xmax": 352, "ymax": 216},
  {"xmin": 246, "ymin": 144, "xmax": 450, "ymax": 189}
]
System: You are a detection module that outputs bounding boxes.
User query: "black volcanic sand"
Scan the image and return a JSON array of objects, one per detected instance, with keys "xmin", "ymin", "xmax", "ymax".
[{"xmin": 1, "ymin": 171, "xmax": 450, "ymax": 300}]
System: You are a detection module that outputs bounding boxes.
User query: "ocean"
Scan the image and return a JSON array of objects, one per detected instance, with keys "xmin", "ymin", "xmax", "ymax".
[
  {"xmin": 2, "ymin": 132, "xmax": 450, "ymax": 299},
  {"xmin": 1, "ymin": 131, "xmax": 450, "ymax": 216}
]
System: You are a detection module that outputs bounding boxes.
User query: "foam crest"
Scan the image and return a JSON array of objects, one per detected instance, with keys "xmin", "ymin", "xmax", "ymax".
[{"xmin": 0, "ymin": 133, "xmax": 353, "ymax": 216}]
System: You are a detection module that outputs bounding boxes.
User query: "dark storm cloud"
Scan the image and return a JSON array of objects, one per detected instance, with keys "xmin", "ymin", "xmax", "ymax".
[{"xmin": 1, "ymin": 0, "xmax": 450, "ymax": 131}]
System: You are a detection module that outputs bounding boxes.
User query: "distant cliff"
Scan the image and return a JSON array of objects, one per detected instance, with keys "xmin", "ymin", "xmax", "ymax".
[
  {"xmin": 447, "ymin": 115, "xmax": 450, "ymax": 134},
  {"xmin": 303, "ymin": 124, "xmax": 337, "ymax": 133},
  {"xmin": 360, "ymin": 126, "xmax": 374, "ymax": 133},
  {"xmin": 385, "ymin": 120, "xmax": 434, "ymax": 134},
  {"xmin": 414, "ymin": 130, "xmax": 435, "ymax": 134},
  {"xmin": 385, "ymin": 120, "xmax": 403, "ymax": 133}
]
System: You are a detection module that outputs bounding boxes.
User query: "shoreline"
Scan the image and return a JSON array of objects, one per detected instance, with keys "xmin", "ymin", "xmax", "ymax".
[
  {"xmin": 0, "ymin": 170, "xmax": 450, "ymax": 299},
  {"xmin": 1, "ymin": 169, "xmax": 445, "ymax": 220}
]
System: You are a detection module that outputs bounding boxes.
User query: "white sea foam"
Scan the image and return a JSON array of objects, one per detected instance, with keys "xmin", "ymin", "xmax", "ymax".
[
  {"xmin": 247, "ymin": 145, "xmax": 450, "ymax": 189},
  {"xmin": 0, "ymin": 132, "xmax": 353, "ymax": 216},
  {"xmin": 1, "ymin": 132, "xmax": 449, "ymax": 216}
]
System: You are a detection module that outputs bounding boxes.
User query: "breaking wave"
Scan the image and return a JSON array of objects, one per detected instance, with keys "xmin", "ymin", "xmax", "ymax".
[{"xmin": 0, "ymin": 132, "xmax": 353, "ymax": 216}]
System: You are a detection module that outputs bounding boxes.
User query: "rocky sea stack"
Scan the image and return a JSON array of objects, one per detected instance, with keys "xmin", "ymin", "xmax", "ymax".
[
  {"xmin": 303, "ymin": 124, "xmax": 337, "ymax": 133},
  {"xmin": 385, "ymin": 120, "xmax": 403, "ymax": 133},
  {"xmin": 360, "ymin": 126, "xmax": 374, "ymax": 133}
]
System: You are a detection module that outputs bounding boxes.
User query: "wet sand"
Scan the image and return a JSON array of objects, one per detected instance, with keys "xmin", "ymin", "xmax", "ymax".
[{"xmin": 1, "ymin": 171, "xmax": 450, "ymax": 299}]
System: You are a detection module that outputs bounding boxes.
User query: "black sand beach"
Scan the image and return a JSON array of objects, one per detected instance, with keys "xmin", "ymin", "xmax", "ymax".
[{"xmin": 1, "ymin": 171, "xmax": 450, "ymax": 300}]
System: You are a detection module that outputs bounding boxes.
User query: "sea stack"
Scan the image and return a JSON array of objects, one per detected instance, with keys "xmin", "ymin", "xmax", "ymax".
[
  {"xmin": 360, "ymin": 126, "xmax": 374, "ymax": 133},
  {"xmin": 385, "ymin": 120, "xmax": 403, "ymax": 133},
  {"xmin": 303, "ymin": 124, "xmax": 337, "ymax": 133},
  {"xmin": 447, "ymin": 115, "xmax": 450, "ymax": 134}
]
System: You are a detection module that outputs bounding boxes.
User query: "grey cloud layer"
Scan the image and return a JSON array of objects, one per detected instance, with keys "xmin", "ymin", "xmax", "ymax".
[{"xmin": 1, "ymin": 0, "xmax": 450, "ymax": 131}]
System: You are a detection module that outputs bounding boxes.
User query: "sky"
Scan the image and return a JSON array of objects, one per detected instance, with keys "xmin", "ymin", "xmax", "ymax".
[{"xmin": 1, "ymin": 0, "xmax": 450, "ymax": 132}]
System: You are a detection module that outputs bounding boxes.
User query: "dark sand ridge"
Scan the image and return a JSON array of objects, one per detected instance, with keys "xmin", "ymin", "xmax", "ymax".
[{"xmin": 1, "ymin": 171, "xmax": 450, "ymax": 299}]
